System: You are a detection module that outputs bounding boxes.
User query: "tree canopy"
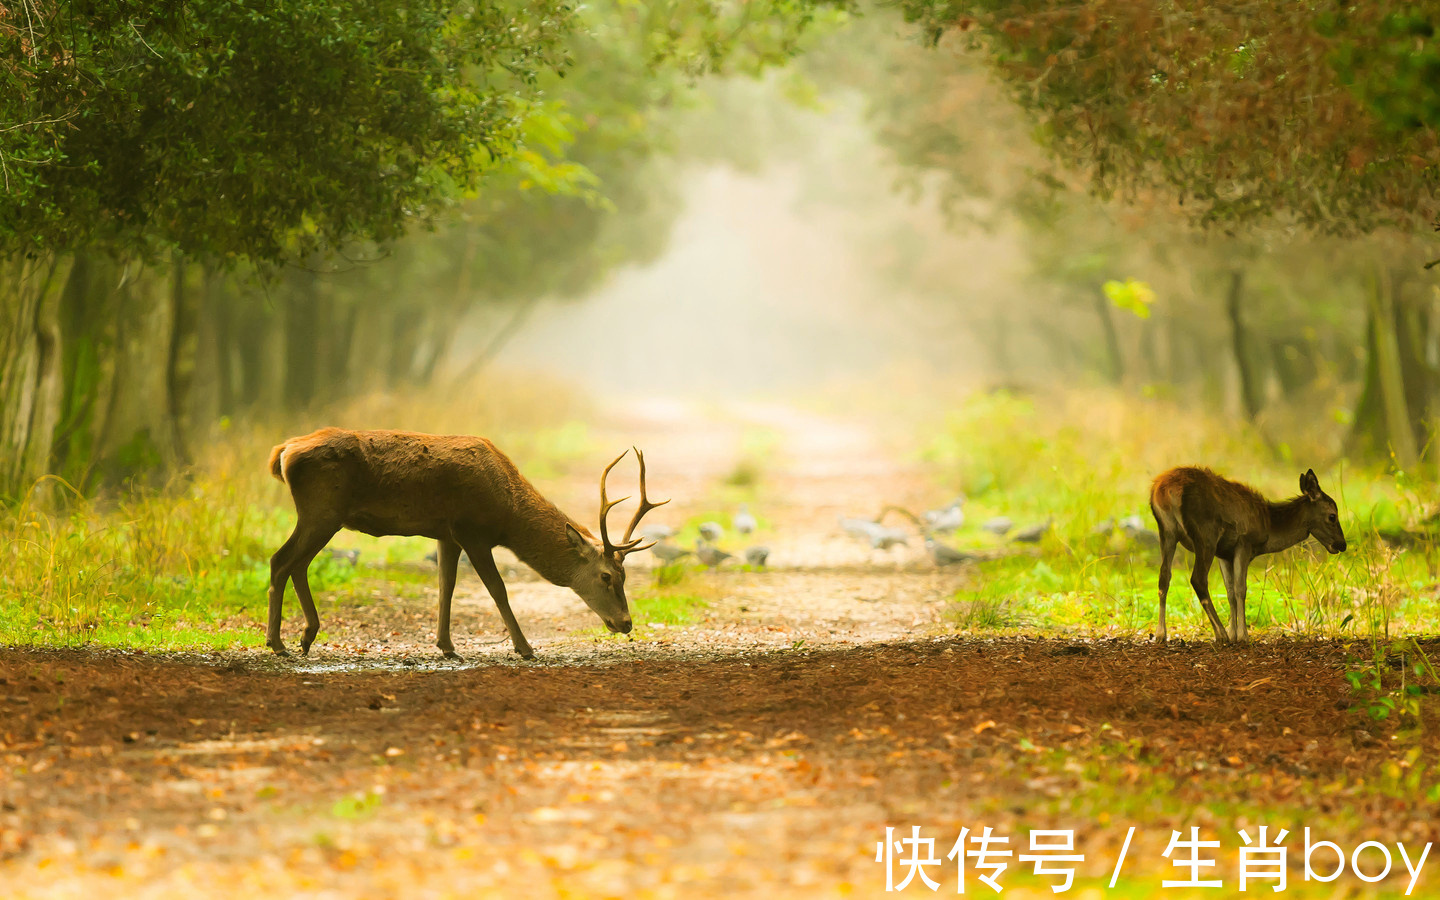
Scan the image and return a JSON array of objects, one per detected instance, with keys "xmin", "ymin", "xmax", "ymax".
[
  {"xmin": 895, "ymin": 0, "xmax": 1440, "ymax": 235},
  {"xmin": 1, "ymin": 0, "xmax": 571, "ymax": 262}
]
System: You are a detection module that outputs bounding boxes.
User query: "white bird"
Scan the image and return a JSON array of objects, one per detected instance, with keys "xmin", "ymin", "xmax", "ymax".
[
  {"xmin": 328, "ymin": 548, "xmax": 361, "ymax": 566},
  {"xmin": 923, "ymin": 497, "xmax": 966, "ymax": 532},
  {"xmin": 651, "ymin": 542, "xmax": 692, "ymax": 563},
  {"xmin": 870, "ymin": 527, "xmax": 910, "ymax": 550},
  {"xmin": 744, "ymin": 546, "xmax": 770, "ymax": 567},
  {"xmin": 981, "ymin": 516, "xmax": 1013, "ymax": 536},
  {"xmin": 698, "ymin": 521, "xmax": 725, "ymax": 542},
  {"xmin": 925, "ymin": 536, "xmax": 976, "ymax": 566},
  {"xmin": 839, "ymin": 515, "xmax": 883, "ymax": 542},
  {"xmin": 732, "ymin": 504, "xmax": 757, "ymax": 535},
  {"xmin": 425, "ymin": 549, "xmax": 471, "ymax": 567},
  {"xmin": 638, "ymin": 523, "xmax": 675, "ymax": 542},
  {"xmin": 696, "ymin": 540, "xmax": 733, "ymax": 568},
  {"xmin": 1119, "ymin": 514, "xmax": 1160, "ymax": 545},
  {"xmin": 1011, "ymin": 519, "xmax": 1052, "ymax": 543}
]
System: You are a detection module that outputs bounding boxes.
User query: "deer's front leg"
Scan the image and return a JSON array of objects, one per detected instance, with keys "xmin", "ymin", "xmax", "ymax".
[
  {"xmin": 436, "ymin": 539, "xmax": 463, "ymax": 659},
  {"xmin": 467, "ymin": 546, "xmax": 535, "ymax": 660}
]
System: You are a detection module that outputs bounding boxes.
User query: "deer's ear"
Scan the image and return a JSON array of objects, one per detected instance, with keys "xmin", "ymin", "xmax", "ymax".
[
  {"xmin": 1300, "ymin": 469, "xmax": 1321, "ymax": 499},
  {"xmin": 564, "ymin": 523, "xmax": 596, "ymax": 557}
]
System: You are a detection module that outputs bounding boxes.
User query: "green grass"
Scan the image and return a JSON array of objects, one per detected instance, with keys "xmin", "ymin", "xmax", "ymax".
[
  {"xmin": 922, "ymin": 389, "xmax": 1440, "ymax": 643},
  {"xmin": 633, "ymin": 589, "xmax": 709, "ymax": 627},
  {"xmin": 579, "ymin": 569, "xmax": 716, "ymax": 643}
]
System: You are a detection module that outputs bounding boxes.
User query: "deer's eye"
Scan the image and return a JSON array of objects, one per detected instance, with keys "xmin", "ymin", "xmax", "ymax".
[
  {"xmin": 1328, "ymin": 514, "xmax": 1338, "ymax": 523},
  {"xmin": 601, "ymin": 572, "xmax": 612, "ymax": 584}
]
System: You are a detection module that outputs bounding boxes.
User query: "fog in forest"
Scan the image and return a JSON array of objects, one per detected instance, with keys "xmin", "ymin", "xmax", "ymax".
[{"xmin": 498, "ymin": 160, "xmax": 1006, "ymax": 397}]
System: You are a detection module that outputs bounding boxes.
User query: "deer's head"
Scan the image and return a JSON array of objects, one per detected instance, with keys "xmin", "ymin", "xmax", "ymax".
[
  {"xmin": 1299, "ymin": 469, "xmax": 1346, "ymax": 554},
  {"xmin": 564, "ymin": 448, "xmax": 668, "ymax": 635}
]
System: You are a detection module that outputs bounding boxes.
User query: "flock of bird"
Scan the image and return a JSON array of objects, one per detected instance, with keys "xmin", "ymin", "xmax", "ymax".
[
  {"xmin": 835, "ymin": 498, "xmax": 1053, "ymax": 567},
  {"xmin": 637, "ymin": 493, "xmax": 1160, "ymax": 571},
  {"xmin": 347, "ymin": 497, "xmax": 1162, "ymax": 574},
  {"xmin": 640, "ymin": 503, "xmax": 771, "ymax": 569}
]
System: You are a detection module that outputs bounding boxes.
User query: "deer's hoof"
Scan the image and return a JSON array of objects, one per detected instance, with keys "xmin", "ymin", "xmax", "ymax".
[
  {"xmin": 268, "ymin": 641, "xmax": 290, "ymax": 657},
  {"xmin": 442, "ymin": 649, "xmax": 462, "ymax": 661},
  {"xmin": 516, "ymin": 647, "xmax": 536, "ymax": 661}
]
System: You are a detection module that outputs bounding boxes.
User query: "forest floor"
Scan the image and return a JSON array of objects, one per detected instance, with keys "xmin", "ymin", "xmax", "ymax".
[{"xmin": 2, "ymin": 399, "xmax": 1438, "ymax": 898}]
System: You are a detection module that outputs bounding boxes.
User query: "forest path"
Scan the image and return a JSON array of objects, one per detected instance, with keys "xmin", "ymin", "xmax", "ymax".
[{"xmin": 302, "ymin": 395, "xmax": 972, "ymax": 666}]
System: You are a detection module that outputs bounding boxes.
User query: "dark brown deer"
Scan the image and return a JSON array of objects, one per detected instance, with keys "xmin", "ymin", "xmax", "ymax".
[
  {"xmin": 265, "ymin": 429, "xmax": 666, "ymax": 659},
  {"xmin": 1150, "ymin": 467, "xmax": 1346, "ymax": 644}
]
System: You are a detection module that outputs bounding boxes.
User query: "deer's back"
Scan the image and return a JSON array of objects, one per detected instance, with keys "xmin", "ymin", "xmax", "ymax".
[
  {"xmin": 1152, "ymin": 466, "xmax": 1268, "ymax": 534},
  {"xmin": 275, "ymin": 428, "xmax": 542, "ymax": 537}
]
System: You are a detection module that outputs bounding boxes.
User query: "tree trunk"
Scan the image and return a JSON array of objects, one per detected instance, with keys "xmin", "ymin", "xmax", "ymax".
[
  {"xmin": 165, "ymin": 252, "xmax": 198, "ymax": 465},
  {"xmin": 1368, "ymin": 262, "xmax": 1420, "ymax": 468},
  {"xmin": 1225, "ymin": 270, "xmax": 1262, "ymax": 421},
  {"xmin": 0, "ymin": 253, "xmax": 76, "ymax": 499},
  {"xmin": 283, "ymin": 274, "xmax": 320, "ymax": 410},
  {"xmin": 387, "ymin": 306, "xmax": 423, "ymax": 387},
  {"xmin": 51, "ymin": 252, "xmax": 104, "ymax": 483},
  {"xmin": 191, "ymin": 263, "xmax": 233, "ymax": 424},
  {"xmin": 1092, "ymin": 291, "xmax": 1124, "ymax": 384}
]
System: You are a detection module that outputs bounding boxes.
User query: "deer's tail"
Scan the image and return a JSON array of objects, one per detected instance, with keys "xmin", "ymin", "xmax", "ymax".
[
  {"xmin": 268, "ymin": 442, "xmax": 288, "ymax": 483},
  {"xmin": 1149, "ymin": 478, "xmax": 1190, "ymax": 546}
]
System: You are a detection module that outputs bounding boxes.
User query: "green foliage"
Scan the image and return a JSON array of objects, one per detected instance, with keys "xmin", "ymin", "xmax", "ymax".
[
  {"xmin": 1102, "ymin": 278, "xmax": 1154, "ymax": 320},
  {"xmin": 893, "ymin": 0, "xmax": 1440, "ymax": 233},
  {"xmin": 1346, "ymin": 638, "xmax": 1440, "ymax": 732},
  {"xmin": 1326, "ymin": 7, "xmax": 1440, "ymax": 135},
  {"xmin": 331, "ymin": 790, "xmax": 385, "ymax": 819},
  {"xmin": 1, "ymin": 0, "xmax": 573, "ymax": 261}
]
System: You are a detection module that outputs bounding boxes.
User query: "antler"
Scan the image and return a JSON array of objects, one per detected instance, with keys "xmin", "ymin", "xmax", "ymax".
[
  {"xmin": 597, "ymin": 447, "xmax": 670, "ymax": 557},
  {"xmin": 598, "ymin": 449, "xmax": 633, "ymax": 556},
  {"xmin": 620, "ymin": 447, "xmax": 670, "ymax": 554}
]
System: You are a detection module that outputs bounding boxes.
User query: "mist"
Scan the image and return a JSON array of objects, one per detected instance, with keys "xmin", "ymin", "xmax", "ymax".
[{"xmin": 494, "ymin": 109, "xmax": 1019, "ymax": 399}]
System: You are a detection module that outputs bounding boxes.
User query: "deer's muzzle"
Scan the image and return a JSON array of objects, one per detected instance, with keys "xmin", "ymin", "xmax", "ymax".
[{"xmin": 606, "ymin": 615, "xmax": 633, "ymax": 635}]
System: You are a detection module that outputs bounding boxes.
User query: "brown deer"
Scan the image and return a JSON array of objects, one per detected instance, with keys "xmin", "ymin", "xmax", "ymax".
[
  {"xmin": 1150, "ymin": 467, "xmax": 1346, "ymax": 644},
  {"xmin": 265, "ymin": 428, "xmax": 667, "ymax": 659}
]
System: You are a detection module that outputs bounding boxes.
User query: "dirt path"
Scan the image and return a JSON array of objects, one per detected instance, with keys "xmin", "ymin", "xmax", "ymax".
[
  {"xmin": 313, "ymin": 397, "xmax": 970, "ymax": 664},
  {"xmin": 1, "ymin": 401, "xmax": 1432, "ymax": 898}
]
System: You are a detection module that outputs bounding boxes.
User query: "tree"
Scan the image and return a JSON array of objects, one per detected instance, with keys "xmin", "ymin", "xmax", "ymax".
[{"xmin": 893, "ymin": 0, "xmax": 1440, "ymax": 234}]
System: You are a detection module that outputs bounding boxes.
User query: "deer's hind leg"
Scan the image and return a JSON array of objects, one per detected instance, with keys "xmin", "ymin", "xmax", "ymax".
[
  {"xmin": 267, "ymin": 517, "xmax": 339, "ymax": 655},
  {"xmin": 1189, "ymin": 542, "xmax": 1230, "ymax": 644},
  {"xmin": 1155, "ymin": 517, "xmax": 1179, "ymax": 644},
  {"xmin": 435, "ymin": 538, "xmax": 463, "ymax": 659},
  {"xmin": 288, "ymin": 520, "xmax": 341, "ymax": 655}
]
